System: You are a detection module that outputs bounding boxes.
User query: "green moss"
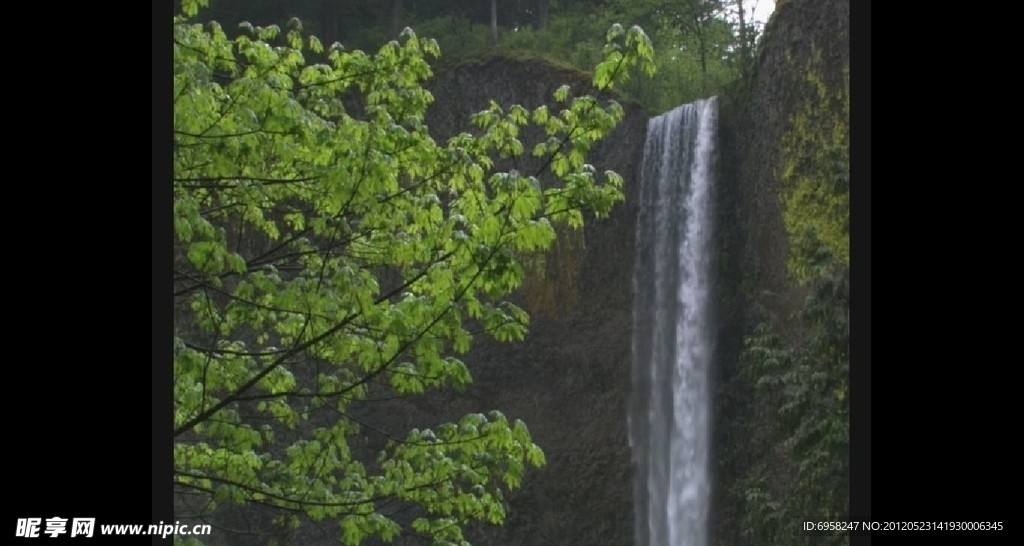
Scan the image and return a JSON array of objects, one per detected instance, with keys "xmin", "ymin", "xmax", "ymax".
[{"xmin": 779, "ymin": 52, "xmax": 849, "ymax": 284}]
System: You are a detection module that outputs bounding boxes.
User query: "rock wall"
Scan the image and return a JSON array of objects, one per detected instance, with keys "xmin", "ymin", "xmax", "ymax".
[
  {"xmin": 420, "ymin": 55, "xmax": 649, "ymax": 546},
  {"xmin": 712, "ymin": 0, "xmax": 850, "ymax": 543}
]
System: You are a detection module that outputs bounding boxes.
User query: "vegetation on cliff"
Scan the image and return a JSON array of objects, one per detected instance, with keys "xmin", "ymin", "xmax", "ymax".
[
  {"xmin": 736, "ymin": 27, "xmax": 850, "ymax": 546},
  {"xmin": 198, "ymin": 0, "xmax": 765, "ymax": 114}
]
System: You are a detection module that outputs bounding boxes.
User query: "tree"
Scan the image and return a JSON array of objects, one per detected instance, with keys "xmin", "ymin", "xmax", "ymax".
[
  {"xmin": 392, "ymin": 0, "xmax": 405, "ymax": 38},
  {"xmin": 618, "ymin": 0, "xmax": 725, "ymax": 92},
  {"xmin": 173, "ymin": 0, "xmax": 655, "ymax": 543},
  {"xmin": 490, "ymin": 0, "xmax": 499, "ymax": 46}
]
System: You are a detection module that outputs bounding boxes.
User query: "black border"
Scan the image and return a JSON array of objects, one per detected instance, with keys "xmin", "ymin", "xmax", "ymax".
[
  {"xmin": 850, "ymin": 0, "xmax": 871, "ymax": 545},
  {"xmin": 856, "ymin": 2, "xmax": 1012, "ymax": 542},
  {"xmin": 153, "ymin": 1, "xmax": 174, "ymax": 544},
  {"xmin": 10, "ymin": 6, "xmax": 162, "ymax": 542}
]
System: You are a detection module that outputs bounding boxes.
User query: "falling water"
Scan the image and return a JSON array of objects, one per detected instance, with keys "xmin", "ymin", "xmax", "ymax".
[{"xmin": 630, "ymin": 97, "xmax": 717, "ymax": 546}]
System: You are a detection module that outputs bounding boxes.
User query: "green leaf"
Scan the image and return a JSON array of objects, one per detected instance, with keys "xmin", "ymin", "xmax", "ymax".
[{"xmin": 173, "ymin": 5, "xmax": 634, "ymax": 544}]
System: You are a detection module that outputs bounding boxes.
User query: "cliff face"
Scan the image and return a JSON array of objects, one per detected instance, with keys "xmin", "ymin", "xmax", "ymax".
[
  {"xmin": 712, "ymin": 0, "xmax": 850, "ymax": 543},
  {"xmin": 421, "ymin": 55, "xmax": 649, "ymax": 546},
  {"xmin": 732, "ymin": 0, "xmax": 849, "ymax": 322}
]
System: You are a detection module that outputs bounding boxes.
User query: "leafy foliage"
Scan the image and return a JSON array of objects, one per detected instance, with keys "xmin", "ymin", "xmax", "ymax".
[
  {"xmin": 201, "ymin": 0, "xmax": 762, "ymax": 112},
  {"xmin": 739, "ymin": 267, "xmax": 849, "ymax": 545},
  {"xmin": 173, "ymin": 1, "xmax": 653, "ymax": 544},
  {"xmin": 737, "ymin": 296, "xmax": 852, "ymax": 535}
]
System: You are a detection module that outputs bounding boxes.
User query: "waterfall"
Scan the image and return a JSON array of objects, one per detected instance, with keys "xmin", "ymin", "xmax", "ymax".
[{"xmin": 630, "ymin": 97, "xmax": 717, "ymax": 546}]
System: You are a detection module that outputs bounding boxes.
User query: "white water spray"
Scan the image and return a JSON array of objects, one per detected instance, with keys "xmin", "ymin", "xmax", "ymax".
[{"xmin": 630, "ymin": 97, "xmax": 718, "ymax": 546}]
